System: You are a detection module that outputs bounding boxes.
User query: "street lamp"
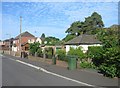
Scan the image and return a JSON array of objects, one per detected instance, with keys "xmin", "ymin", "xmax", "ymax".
[{"xmin": 6, "ymin": 34, "xmax": 11, "ymax": 55}]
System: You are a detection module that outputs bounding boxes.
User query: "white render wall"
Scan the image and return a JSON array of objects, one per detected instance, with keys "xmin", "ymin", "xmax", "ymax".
[
  {"xmin": 66, "ymin": 44, "xmax": 101, "ymax": 53},
  {"xmin": 28, "ymin": 38, "xmax": 35, "ymax": 43},
  {"xmin": 66, "ymin": 45, "xmax": 79, "ymax": 53},
  {"xmin": 36, "ymin": 38, "xmax": 42, "ymax": 44},
  {"xmin": 12, "ymin": 46, "xmax": 17, "ymax": 52},
  {"xmin": 79, "ymin": 44, "xmax": 101, "ymax": 53}
]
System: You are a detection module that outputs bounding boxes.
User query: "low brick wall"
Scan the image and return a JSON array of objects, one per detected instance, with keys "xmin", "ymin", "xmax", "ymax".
[
  {"xmin": 0, "ymin": 50, "xmax": 20, "ymax": 57},
  {"xmin": 28, "ymin": 55, "xmax": 68, "ymax": 68}
]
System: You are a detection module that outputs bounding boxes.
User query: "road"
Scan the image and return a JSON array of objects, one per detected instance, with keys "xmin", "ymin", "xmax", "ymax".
[
  {"xmin": 1, "ymin": 54, "xmax": 118, "ymax": 87},
  {"xmin": 2, "ymin": 55, "xmax": 90, "ymax": 86}
]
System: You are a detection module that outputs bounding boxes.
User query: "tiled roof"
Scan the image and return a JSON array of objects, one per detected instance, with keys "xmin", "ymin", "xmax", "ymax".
[
  {"xmin": 21, "ymin": 42, "xmax": 29, "ymax": 46},
  {"xmin": 15, "ymin": 31, "xmax": 35, "ymax": 39},
  {"xmin": 65, "ymin": 34, "xmax": 102, "ymax": 45}
]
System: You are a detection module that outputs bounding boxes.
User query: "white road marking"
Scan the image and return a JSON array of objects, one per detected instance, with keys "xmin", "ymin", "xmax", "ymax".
[
  {"xmin": 9, "ymin": 58, "xmax": 16, "ymax": 61},
  {"xmin": 0, "ymin": 54, "xmax": 3, "ymax": 57},
  {"xmin": 16, "ymin": 60, "xmax": 40, "ymax": 70},
  {"xmin": 5, "ymin": 56, "xmax": 95, "ymax": 87},
  {"xmin": 45, "ymin": 71, "xmax": 94, "ymax": 86}
]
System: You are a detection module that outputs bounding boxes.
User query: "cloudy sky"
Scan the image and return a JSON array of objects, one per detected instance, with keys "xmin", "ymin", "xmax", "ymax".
[{"xmin": 1, "ymin": 2, "xmax": 118, "ymax": 40}]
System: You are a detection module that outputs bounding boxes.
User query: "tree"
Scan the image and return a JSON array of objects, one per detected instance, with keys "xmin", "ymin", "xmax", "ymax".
[
  {"xmin": 41, "ymin": 33, "xmax": 45, "ymax": 44},
  {"xmin": 64, "ymin": 12, "xmax": 104, "ymax": 41},
  {"xmin": 62, "ymin": 34, "xmax": 76, "ymax": 42},
  {"xmin": 41, "ymin": 33, "xmax": 45, "ymax": 39},
  {"xmin": 84, "ymin": 12, "xmax": 104, "ymax": 34},
  {"xmin": 88, "ymin": 25, "xmax": 120, "ymax": 78},
  {"xmin": 29, "ymin": 42, "xmax": 40, "ymax": 56},
  {"xmin": 65, "ymin": 21, "xmax": 82, "ymax": 36},
  {"xmin": 44, "ymin": 36, "xmax": 60, "ymax": 45}
]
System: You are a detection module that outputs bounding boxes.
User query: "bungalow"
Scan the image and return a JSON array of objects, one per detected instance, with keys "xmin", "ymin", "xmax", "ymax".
[{"xmin": 65, "ymin": 34, "xmax": 102, "ymax": 53}]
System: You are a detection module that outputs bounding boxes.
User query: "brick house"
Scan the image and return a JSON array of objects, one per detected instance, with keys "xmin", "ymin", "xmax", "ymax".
[
  {"xmin": 12, "ymin": 31, "xmax": 35, "ymax": 52},
  {"xmin": 0, "ymin": 38, "xmax": 14, "ymax": 51}
]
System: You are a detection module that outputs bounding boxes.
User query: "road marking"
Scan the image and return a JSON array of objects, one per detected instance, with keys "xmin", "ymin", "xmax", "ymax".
[
  {"xmin": 15, "ymin": 59, "xmax": 94, "ymax": 87},
  {"xmin": 1, "ymin": 54, "xmax": 95, "ymax": 87},
  {"xmin": 9, "ymin": 58, "xmax": 16, "ymax": 61},
  {"xmin": 45, "ymin": 71, "xmax": 94, "ymax": 86},
  {"xmin": 4, "ymin": 55, "xmax": 95, "ymax": 86},
  {"xmin": 16, "ymin": 60, "xmax": 40, "ymax": 70},
  {"xmin": 0, "ymin": 54, "xmax": 4, "ymax": 57}
]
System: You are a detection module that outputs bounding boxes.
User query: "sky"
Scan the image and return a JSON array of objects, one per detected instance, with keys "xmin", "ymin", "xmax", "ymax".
[{"xmin": 1, "ymin": 1, "xmax": 118, "ymax": 40}]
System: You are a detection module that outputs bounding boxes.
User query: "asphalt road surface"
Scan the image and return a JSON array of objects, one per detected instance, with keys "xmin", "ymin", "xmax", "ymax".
[
  {"xmin": 2, "ymin": 55, "xmax": 90, "ymax": 86},
  {"xmin": 1, "ymin": 54, "xmax": 118, "ymax": 87}
]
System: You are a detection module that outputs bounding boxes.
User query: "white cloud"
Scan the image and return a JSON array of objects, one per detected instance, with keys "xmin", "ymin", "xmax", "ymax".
[{"xmin": 1, "ymin": 0, "xmax": 119, "ymax": 2}]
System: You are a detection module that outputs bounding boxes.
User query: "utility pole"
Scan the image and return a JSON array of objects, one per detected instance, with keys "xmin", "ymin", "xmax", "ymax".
[
  {"xmin": 19, "ymin": 16, "xmax": 22, "ymax": 57},
  {"xmin": 6, "ymin": 34, "xmax": 11, "ymax": 55}
]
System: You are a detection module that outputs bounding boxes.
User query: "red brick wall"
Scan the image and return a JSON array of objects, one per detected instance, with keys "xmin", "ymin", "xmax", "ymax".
[{"xmin": 15, "ymin": 37, "xmax": 35, "ymax": 51}]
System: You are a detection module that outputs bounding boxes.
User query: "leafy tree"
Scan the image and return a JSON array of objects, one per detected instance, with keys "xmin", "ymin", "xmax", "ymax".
[
  {"xmin": 41, "ymin": 33, "xmax": 45, "ymax": 44},
  {"xmin": 29, "ymin": 42, "xmax": 40, "ymax": 56},
  {"xmin": 87, "ymin": 25, "xmax": 120, "ymax": 78},
  {"xmin": 65, "ymin": 21, "xmax": 83, "ymax": 36},
  {"xmin": 62, "ymin": 34, "xmax": 76, "ymax": 42},
  {"xmin": 82, "ymin": 12, "xmax": 104, "ymax": 34},
  {"xmin": 41, "ymin": 33, "xmax": 45, "ymax": 38},
  {"xmin": 64, "ymin": 12, "xmax": 104, "ymax": 41},
  {"xmin": 44, "ymin": 36, "xmax": 60, "ymax": 45}
]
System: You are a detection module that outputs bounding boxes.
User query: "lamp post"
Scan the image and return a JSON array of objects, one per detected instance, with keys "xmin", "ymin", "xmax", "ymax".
[{"xmin": 6, "ymin": 34, "xmax": 11, "ymax": 55}]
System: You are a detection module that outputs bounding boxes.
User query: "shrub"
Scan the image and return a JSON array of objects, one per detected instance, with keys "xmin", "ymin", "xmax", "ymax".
[
  {"xmin": 37, "ymin": 48, "xmax": 43, "ymax": 57},
  {"xmin": 29, "ymin": 42, "xmax": 40, "ymax": 56},
  {"xmin": 56, "ymin": 49, "xmax": 67, "ymax": 61},
  {"xmin": 87, "ymin": 46, "xmax": 104, "ymax": 67},
  {"xmin": 80, "ymin": 61, "xmax": 94, "ymax": 69},
  {"xmin": 88, "ymin": 46, "xmax": 120, "ymax": 78},
  {"xmin": 67, "ymin": 47, "xmax": 86, "ymax": 60},
  {"xmin": 45, "ymin": 47, "xmax": 53, "ymax": 59},
  {"xmin": 99, "ymin": 47, "xmax": 120, "ymax": 78},
  {"xmin": 99, "ymin": 64, "xmax": 117, "ymax": 78}
]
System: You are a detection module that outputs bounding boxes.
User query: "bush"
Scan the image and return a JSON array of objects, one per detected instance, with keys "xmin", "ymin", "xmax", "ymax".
[
  {"xmin": 37, "ymin": 48, "xmax": 43, "ymax": 57},
  {"xmin": 68, "ymin": 47, "xmax": 86, "ymax": 60},
  {"xmin": 56, "ymin": 49, "xmax": 67, "ymax": 61},
  {"xmin": 29, "ymin": 42, "xmax": 40, "ymax": 56},
  {"xmin": 88, "ymin": 46, "xmax": 120, "ymax": 78},
  {"xmin": 80, "ymin": 61, "xmax": 94, "ymax": 69},
  {"xmin": 99, "ymin": 47, "xmax": 120, "ymax": 78},
  {"xmin": 45, "ymin": 47, "xmax": 53, "ymax": 59},
  {"xmin": 99, "ymin": 64, "xmax": 117, "ymax": 78},
  {"xmin": 87, "ymin": 46, "xmax": 104, "ymax": 67}
]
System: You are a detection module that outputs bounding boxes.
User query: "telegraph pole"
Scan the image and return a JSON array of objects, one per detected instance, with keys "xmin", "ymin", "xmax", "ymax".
[
  {"xmin": 6, "ymin": 34, "xmax": 11, "ymax": 55},
  {"xmin": 19, "ymin": 16, "xmax": 22, "ymax": 57}
]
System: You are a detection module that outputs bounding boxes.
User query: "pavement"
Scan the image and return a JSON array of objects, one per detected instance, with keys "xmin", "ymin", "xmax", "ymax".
[{"xmin": 1, "ymin": 54, "xmax": 119, "ymax": 87}]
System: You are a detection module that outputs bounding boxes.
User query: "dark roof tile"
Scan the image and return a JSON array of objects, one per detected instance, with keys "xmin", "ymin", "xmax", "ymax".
[
  {"xmin": 15, "ymin": 31, "xmax": 35, "ymax": 39},
  {"xmin": 65, "ymin": 34, "xmax": 102, "ymax": 45}
]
